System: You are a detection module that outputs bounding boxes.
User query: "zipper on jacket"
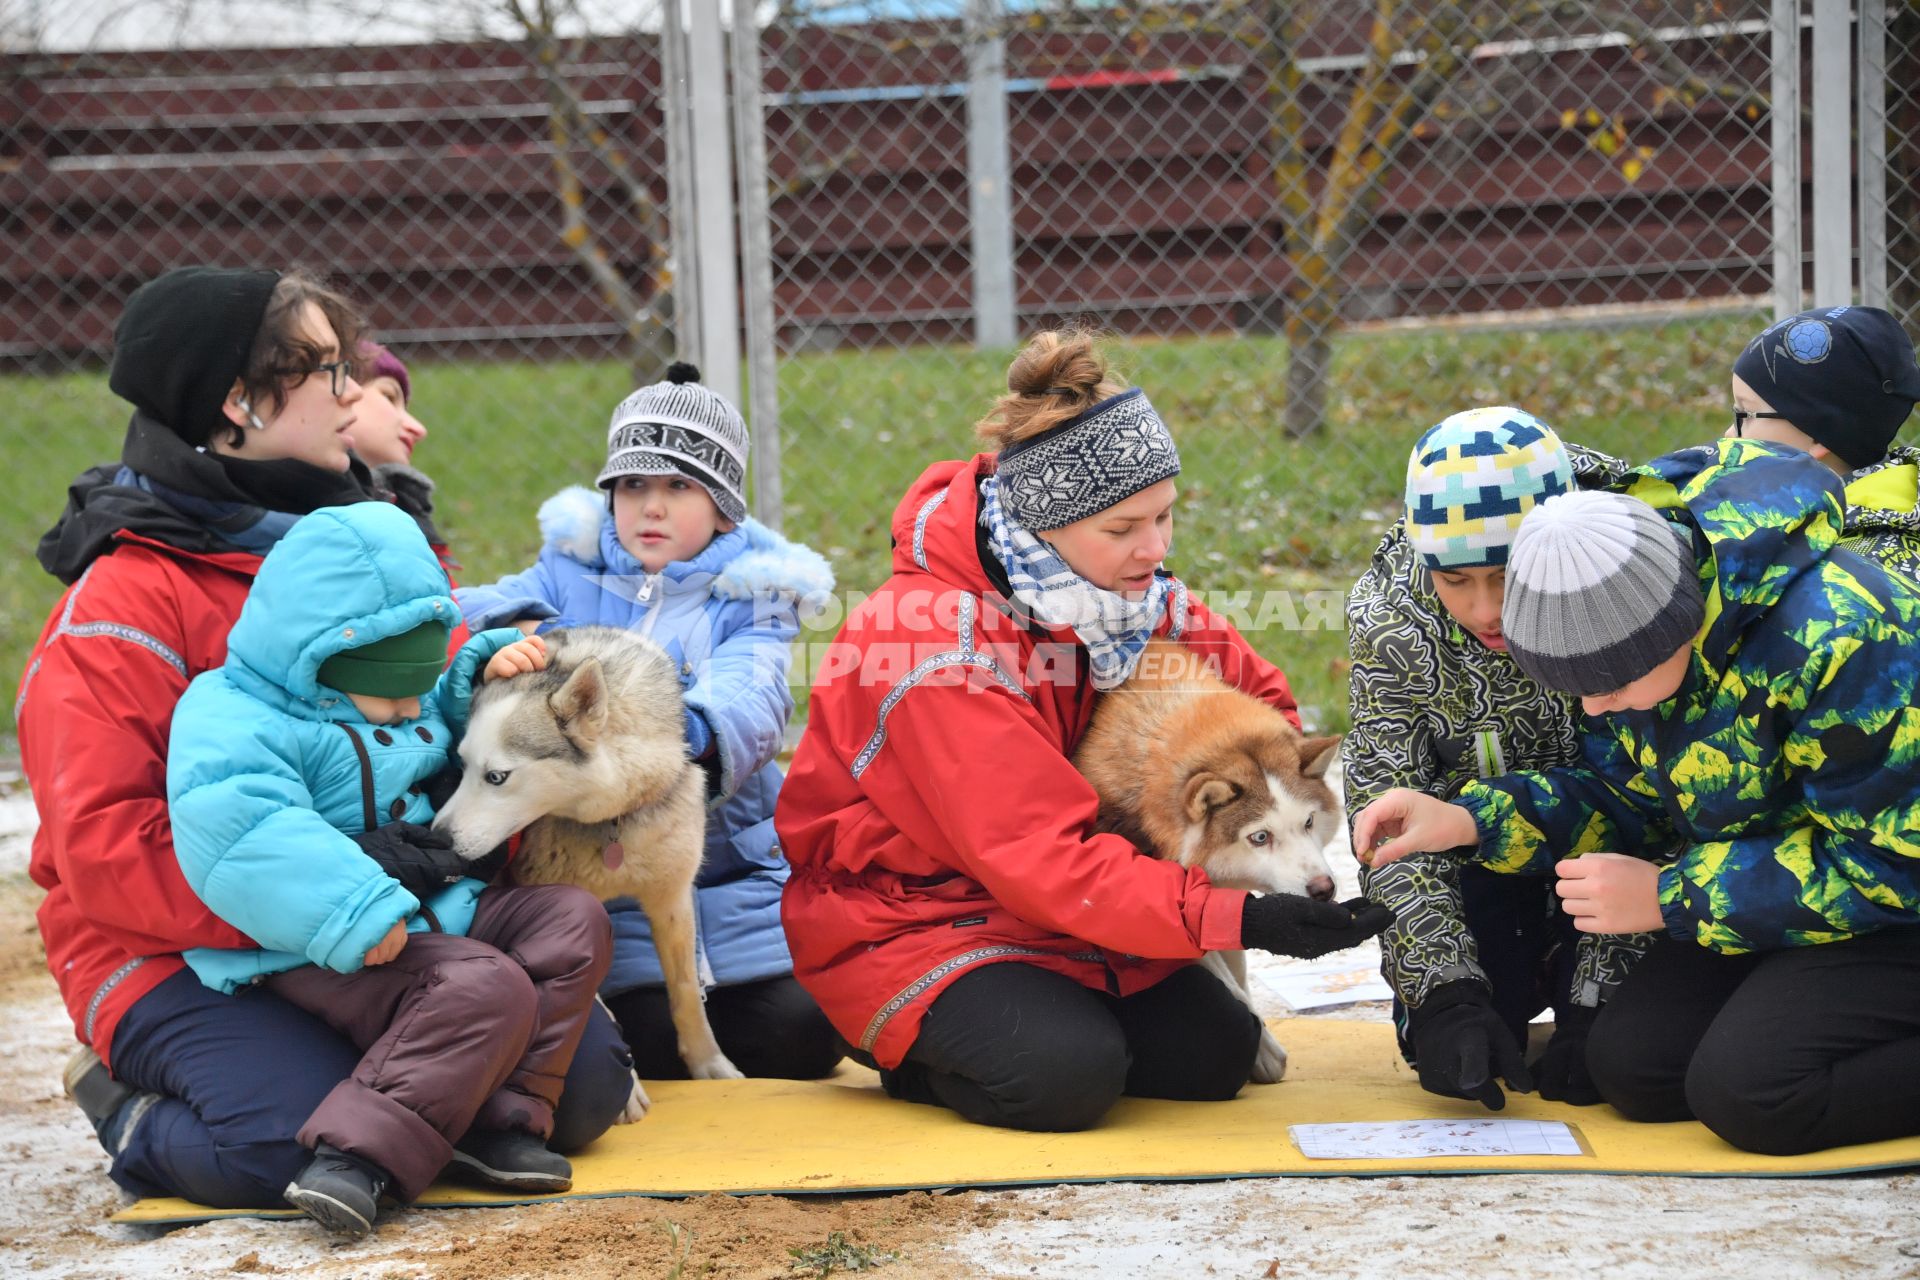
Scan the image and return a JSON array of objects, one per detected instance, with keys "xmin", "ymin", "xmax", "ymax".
[{"xmin": 635, "ymin": 574, "xmax": 665, "ymax": 637}]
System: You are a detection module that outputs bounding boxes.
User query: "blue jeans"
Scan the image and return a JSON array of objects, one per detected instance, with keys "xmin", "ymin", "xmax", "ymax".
[{"xmin": 104, "ymin": 968, "xmax": 633, "ymax": 1207}]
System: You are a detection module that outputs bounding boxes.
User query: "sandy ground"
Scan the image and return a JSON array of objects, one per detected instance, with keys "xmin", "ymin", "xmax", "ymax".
[{"xmin": 3, "ymin": 759, "xmax": 1918, "ymax": 1280}]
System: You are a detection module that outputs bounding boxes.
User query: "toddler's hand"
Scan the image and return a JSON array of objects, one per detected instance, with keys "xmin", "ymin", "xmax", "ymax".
[
  {"xmin": 484, "ymin": 634, "xmax": 547, "ymax": 682},
  {"xmin": 363, "ymin": 921, "xmax": 407, "ymax": 967}
]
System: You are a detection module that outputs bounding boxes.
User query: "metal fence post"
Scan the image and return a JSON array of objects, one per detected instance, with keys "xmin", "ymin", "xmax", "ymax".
[
  {"xmin": 1858, "ymin": 0, "xmax": 1888, "ymax": 308},
  {"xmin": 662, "ymin": 1, "xmax": 701, "ymax": 368},
  {"xmin": 965, "ymin": 0, "xmax": 1017, "ymax": 350},
  {"xmin": 1811, "ymin": 0, "xmax": 1852, "ymax": 303},
  {"xmin": 689, "ymin": 1, "xmax": 742, "ymax": 409},
  {"xmin": 1772, "ymin": 0, "xmax": 1804, "ymax": 319},
  {"xmin": 732, "ymin": 10, "xmax": 785, "ymax": 529}
]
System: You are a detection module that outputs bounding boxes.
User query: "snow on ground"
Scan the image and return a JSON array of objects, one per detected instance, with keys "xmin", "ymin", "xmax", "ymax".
[{"xmin": 3, "ymin": 759, "xmax": 1918, "ymax": 1278}]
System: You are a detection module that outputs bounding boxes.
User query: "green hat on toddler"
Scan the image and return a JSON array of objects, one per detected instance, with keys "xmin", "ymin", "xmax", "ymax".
[{"xmin": 317, "ymin": 621, "xmax": 450, "ymax": 699}]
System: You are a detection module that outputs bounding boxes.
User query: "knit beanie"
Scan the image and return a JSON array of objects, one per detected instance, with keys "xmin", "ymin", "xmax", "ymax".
[
  {"xmin": 109, "ymin": 267, "xmax": 281, "ymax": 446},
  {"xmin": 1501, "ymin": 491, "xmax": 1704, "ymax": 697},
  {"xmin": 360, "ymin": 342, "xmax": 411, "ymax": 402},
  {"xmin": 1732, "ymin": 306, "xmax": 1920, "ymax": 468},
  {"xmin": 317, "ymin": 620, "xmax": 451, "ymax": 699},
  {"xmin": 1404, "ymin": 407, "xmax": 1575, "ymax": 569},
  {"xmin": 597, "ymin": 362, "xmax": 749, "ymax": 524},
  {"xmin": 996, "ymin": 388, "xmax": 1181, "ymax": 531}
]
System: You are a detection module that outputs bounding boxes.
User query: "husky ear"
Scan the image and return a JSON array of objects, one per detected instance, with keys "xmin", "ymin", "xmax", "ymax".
[
  {"xmin": 549, "ymin": 657, "xmax": 610, "ymax": 748},
  {"xmin": 1298, "ymin": 734, "xmax": 1342, "ymax": 780},
  {"xmin": 1183, "ymin": 773, "xmax": 1240, "ymax": 824}
]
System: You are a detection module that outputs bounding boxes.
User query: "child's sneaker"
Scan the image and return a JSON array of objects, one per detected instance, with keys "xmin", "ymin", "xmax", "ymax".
[
  {"xmin": 447, "ymin": 1128, "xmax": 572, "ymax": 1193},
  {"xmin": 283, "ymin": 1144, "xmax": 389, "ymax": 1237}
]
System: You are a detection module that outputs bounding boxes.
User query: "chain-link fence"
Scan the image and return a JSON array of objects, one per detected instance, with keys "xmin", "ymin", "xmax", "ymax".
[{"xmin": 5, "ymin": 1, "xmax": 1917, "ymax": 729}]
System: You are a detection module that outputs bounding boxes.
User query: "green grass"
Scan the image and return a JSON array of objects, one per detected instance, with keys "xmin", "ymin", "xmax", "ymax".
[{"xmin": 3, "ymin": 310, "xmax": 1759, "ymax": 729}]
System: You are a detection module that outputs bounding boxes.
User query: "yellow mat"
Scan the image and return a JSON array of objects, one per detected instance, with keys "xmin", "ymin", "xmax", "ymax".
[{"xmin": 115, "ymin": 1019, "xmax": 1920, "ymax": 1224}]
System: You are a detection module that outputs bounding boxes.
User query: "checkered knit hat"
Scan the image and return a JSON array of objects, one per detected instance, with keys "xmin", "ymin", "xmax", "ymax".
[
  {"xmin": 1404, "ymin": 407, "xmax": 1576, "ymax": 570},
  {"xmin": 597, "ymin": 362, "xmax": 749, "ymax": 524},
  {"xmin": 1502, "ymin": 490, "xmax": 1705, "ymax": 697}
]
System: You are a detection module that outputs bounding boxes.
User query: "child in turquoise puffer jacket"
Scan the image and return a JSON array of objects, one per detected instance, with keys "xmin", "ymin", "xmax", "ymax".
[
  {"xmin": 456, "ymin": 363, "xmax": 841, "ymax": 1082},
  {"xmin": 167, "ymin": 501, "xmax": 612, "ymax": 1237}
]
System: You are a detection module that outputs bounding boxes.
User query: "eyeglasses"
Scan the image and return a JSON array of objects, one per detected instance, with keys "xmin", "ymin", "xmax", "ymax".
[
  {"xmin": 1731, "ymin": 408, "xmax": 1790, "ymax": 436},
  {"xmin": 304, "ymin": 358, "xmax": 355, "ymax": 397}
]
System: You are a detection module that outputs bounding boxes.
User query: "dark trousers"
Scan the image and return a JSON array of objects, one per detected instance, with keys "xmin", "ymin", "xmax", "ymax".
[
  {"xmin": 105, "ymin": 936, "xmax": 634, "ymax": 1209},
  {"xmin": 266, "ymin": 885, "xmax": 612, "ymax": 1199},
  {"xmin": 1586, "ymin": 928, "xmax": 1920, "ymax": 1155},
  {"xmin": 1394, "ymin": 865, "xmax": 1581, "ymax": 1054},
  {"xmin": 1463, "ymin": 864, "xmax": 1582, "ymax": 1045},
  {"xmin": 879, "ymin": 961, "xmax": 1261, "ymax": 1132},
  {"xmin": 603, "ymin": 975, "xmax": 843, "ymax": 1081}
]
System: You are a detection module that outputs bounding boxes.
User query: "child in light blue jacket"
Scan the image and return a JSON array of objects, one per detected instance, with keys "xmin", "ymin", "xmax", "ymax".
[
  {"xmin": 168, "ymin": 502, "xmax": 613, "ymax": 1235},
  {"xmin": 456, "ymin": 363, "xmax": 842, "ymax": 1081}
]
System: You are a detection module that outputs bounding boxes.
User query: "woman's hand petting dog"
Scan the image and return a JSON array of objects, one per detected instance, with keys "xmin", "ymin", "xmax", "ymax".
[
  {"xmin": 1239, "ymin": 893, "xmax": 1394, "ymax": 959},
  {"xmin": 485, "ymin": 633, "xmax": 548, "ymax": 682}
]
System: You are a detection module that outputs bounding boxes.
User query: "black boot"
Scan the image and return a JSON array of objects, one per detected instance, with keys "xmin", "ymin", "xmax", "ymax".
[
  {"xmin": 447, "ymin": 1128, "xmax": 572, "ymax": 1193},
  {"xmin": 284, "ymin": 1144, "xmax": 390, "ymax": 1237}
]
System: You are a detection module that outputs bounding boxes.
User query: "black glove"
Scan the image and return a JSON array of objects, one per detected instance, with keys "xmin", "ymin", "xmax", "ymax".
[
  {"xmin": 349, "ymin": 822, "xmax": 470, "ymax": 901},
  {"xmin": 1407, "ymin": 980, "xmax": 1534, "ymax": 1111},
  {"xmin": 1240, "ymin": 894, "xmax": 1394, "ymax": 960},
  {"xmin": 1530, "ymin": 1003, "xmax": 1602, "ymax": 1105}
]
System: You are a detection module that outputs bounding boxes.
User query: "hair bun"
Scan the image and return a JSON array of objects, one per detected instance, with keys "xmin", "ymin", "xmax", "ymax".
[{"xmin": 665, "ymin": 361, "xmax": 702, "ymax": 385}]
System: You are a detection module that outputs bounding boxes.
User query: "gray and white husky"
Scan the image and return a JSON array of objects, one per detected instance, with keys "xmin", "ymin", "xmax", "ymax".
[{"xmin": 434, "ymin": 625, "xmax": 741, "ymax": 1086}]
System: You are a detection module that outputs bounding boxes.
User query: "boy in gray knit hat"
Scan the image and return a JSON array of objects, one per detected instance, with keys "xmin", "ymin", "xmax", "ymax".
[{"xmin": 1354, "ymin": 439, "xmax": 1920, "ymax": 1158}]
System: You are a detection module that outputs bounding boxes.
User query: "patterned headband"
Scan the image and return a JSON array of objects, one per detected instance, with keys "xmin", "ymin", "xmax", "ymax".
[{"xmin": 996, "ymin": 388, "xmax": 1182, "ymax": 531}]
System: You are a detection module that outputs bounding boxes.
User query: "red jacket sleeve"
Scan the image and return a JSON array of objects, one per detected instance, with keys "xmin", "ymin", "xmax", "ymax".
[
  {"xmin": 847, "ymin": 665, "xmax": 1246, "ymax": 957},
  {"xmin": 21, "ymin": 560, "xmax": 253, "ymax": 957},
  {"xmin": 1180, "ymin": 594, "xmax": 1301, "ymax": 727}
]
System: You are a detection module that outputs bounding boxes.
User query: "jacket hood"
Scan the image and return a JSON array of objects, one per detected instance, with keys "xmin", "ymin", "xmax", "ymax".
[
  {"xmin": 1619, "ymin": 438, "xmax": 1847, "ymax": 660},
  {"xmin": 536, "ymin": 484, "xmax": 834, "ymax": 607},
  {"xmin": 224, "ymin": 502, "xmax": 457, "ymax": 706},
  {"xmin": 888, "ymin": 456, "xmax": 997, "ymax": 592},
  {"xmin": 1843, "ymin": 444, "xmax": 1920, "ymax": 539}
]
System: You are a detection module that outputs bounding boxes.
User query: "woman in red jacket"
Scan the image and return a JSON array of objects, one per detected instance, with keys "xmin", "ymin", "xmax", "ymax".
[
  {"xmin": 776, "ymin": 331, "xmax": 1391, "ymax": 1131},
  {"xmin": 21, "ymin": 266, "xmax": 631, "ymax": 1209}
]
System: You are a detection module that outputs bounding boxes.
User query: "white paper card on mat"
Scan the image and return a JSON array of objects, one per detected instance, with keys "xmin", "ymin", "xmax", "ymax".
[
  {"xmin": 1289, "ymin": 1119, "xmax": 1584, "ymax": 1160},
  {"xmin": 1255, "ymin": 959, "xmax": 1392, "ymax": 1011}
]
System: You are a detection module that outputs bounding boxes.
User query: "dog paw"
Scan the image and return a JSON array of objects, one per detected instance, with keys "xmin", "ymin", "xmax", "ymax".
[
  {"xmin": 687, "ymin": 1054, "xmax": 744, "ymax": 1081},
  {"xmin": 1250, "ymin": 1031, "xmax": 1289, "ymax": 1085},
  {"xmin": 616, "ymin": 1072, "xmax": 652, "ymax": 1123}
]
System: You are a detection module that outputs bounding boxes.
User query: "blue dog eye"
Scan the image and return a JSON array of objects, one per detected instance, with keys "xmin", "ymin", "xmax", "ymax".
[{"xmin": 484, "ymin": 770, "xmax": 511, "ymax": 786}]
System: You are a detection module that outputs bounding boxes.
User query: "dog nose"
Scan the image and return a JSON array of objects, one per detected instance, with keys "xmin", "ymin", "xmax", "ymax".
[{"xmin": 1306, "ymin": 875, "xmax": 1335, "ymax": 902}]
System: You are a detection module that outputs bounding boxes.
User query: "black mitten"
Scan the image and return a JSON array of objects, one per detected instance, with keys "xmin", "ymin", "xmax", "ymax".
[
  {"xmin": 1407, "ymin": 980, "xmax": 1534, "ymax": 1111},
  {"xmin": 1240, "ymin": 894, "xmax": 1394, "ymax": 960},
  {"xmin": 349, "ymin": 822, "xmax": 470, "ymax": 901},
  {"xmin": 1531, "ymin": 1003, "xmax": 1602, "ymax": 1105}
]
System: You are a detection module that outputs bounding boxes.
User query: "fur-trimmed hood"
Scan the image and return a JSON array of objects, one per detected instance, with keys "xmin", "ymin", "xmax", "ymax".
[{"xmin": 536, "ymin": 484, "xmax": 834, "ymax": 609}]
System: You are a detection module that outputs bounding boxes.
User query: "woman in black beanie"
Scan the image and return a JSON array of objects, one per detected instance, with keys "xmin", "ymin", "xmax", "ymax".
[{"xmin": 20, "ymin": 266, "xmax": 633, "ymax": 1211}]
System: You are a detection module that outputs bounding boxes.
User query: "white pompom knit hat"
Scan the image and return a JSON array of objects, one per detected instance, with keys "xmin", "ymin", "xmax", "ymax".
[
  {"xmin": 1501, "ymin": 490, "xmax": 1705, "ymax": 696},
  {"xmin": 597, "ymin": 362, "xmax": 750, "ymax": 524}
]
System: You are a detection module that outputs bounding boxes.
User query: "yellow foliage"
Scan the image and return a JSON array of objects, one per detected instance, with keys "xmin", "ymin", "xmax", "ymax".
[
  {"xmin": 1560, "ymin": 108, "xmax": 1578, "ymax": 128},
  {"xmin": 1622, "ymin": 156, "xmax": 1645, "ymax": 183}
]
